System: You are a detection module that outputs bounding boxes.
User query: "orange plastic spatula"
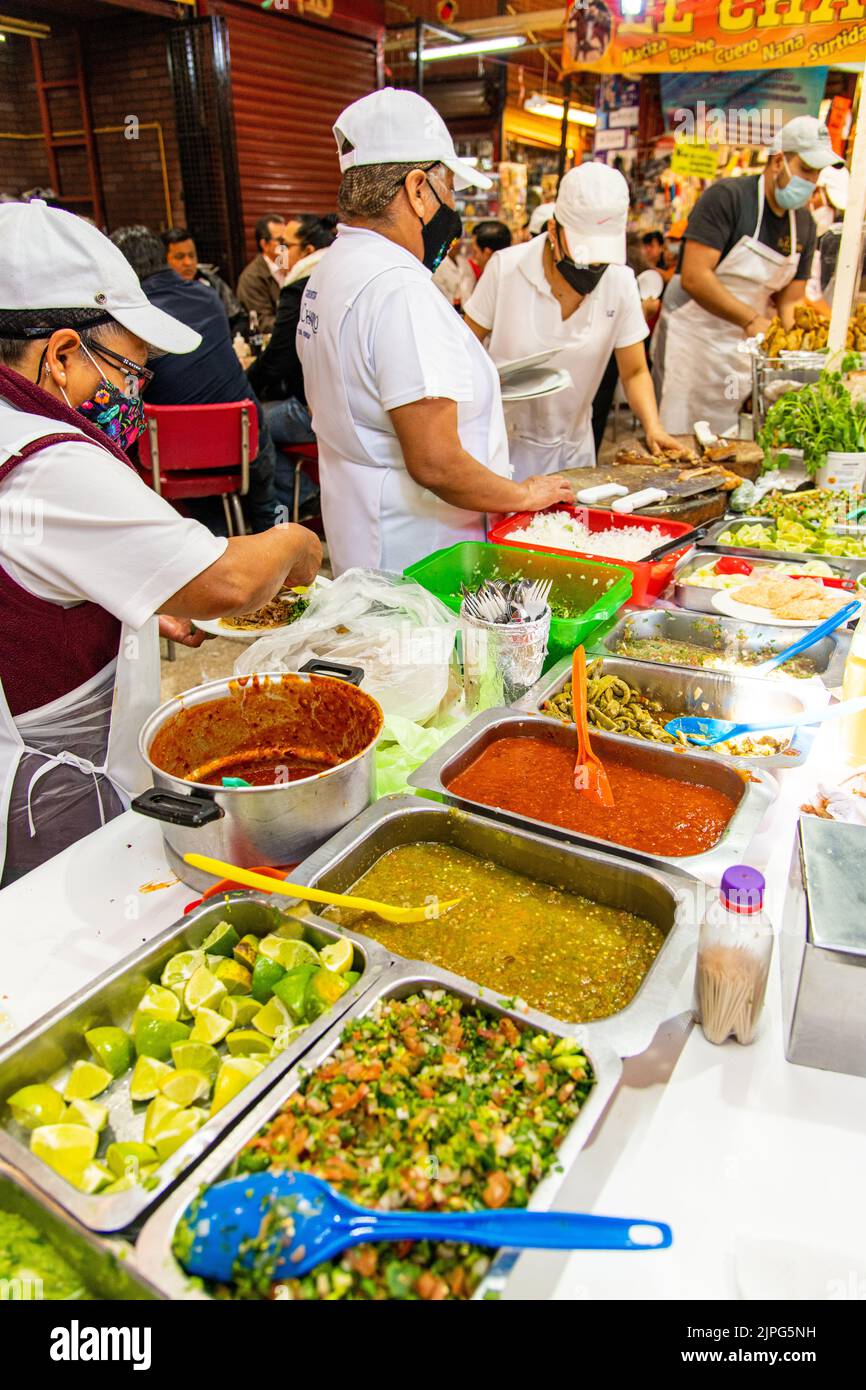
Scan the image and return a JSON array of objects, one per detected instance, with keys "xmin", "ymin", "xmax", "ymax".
[{"xmin": 572, "ymin": 646, "xmax": 615, "ymax": 808}]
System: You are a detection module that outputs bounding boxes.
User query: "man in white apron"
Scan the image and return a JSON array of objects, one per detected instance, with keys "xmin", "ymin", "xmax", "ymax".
[
  {"xmin": 297, "ymin": 88, "xmax": 574, "ymax": 576},
  {"xmin": 0, "ymin": 202, "xmax": 321, "ymax": 885},
  {"xmin": 658, "ymin": 117, "xmax": 838, "ymax": 436},
  {"xmin": 464, "ymin": 163, "xmax": 680, "ymax": 480}
]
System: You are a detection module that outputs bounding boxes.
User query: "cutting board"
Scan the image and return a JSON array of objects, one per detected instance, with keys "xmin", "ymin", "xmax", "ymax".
[{"xmin": 562, "ymin": 461, "xmax": 729, "ymax": 526}]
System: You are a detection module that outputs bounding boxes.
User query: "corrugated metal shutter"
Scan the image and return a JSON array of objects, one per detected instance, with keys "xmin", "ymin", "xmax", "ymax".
[{"xmin": 211, "ymin": 2, "xmax": 378, "ymax": 254}]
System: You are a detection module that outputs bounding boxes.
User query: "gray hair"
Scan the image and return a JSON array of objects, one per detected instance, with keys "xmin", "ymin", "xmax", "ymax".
[
  {"xmin": 337, "ymin": 160, "xmax": 444, "ymax": 221},
  {"xmin": 0, "ymin": 308, "xmax": 126, "ymax": 368}
]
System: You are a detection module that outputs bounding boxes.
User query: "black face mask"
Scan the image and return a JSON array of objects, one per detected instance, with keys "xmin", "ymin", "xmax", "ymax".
[
  {"xmin": 418, "ymin": 176, "xmax": 463, "ymax": 272},
  {"xmin": 554, "ymin": 227, "xmax": 608, "ymax": 296}
]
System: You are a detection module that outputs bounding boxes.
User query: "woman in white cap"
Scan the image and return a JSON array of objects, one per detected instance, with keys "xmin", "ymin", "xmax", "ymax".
[
  {"xmin": 656, "ymin": 116, "xmax": 838, "ymax": 435},
  {"xmin": 806, "ymin": 163, "xmax": 851, "ymax": 315},
  {"xmin": 0, "ymin": 202, "xmax": 320, "ymax": 884},
  {"xmin": 464, "ymin": 163, "xmax": 679, "ymax": 479},
  {"xmin": 296, "ymin": 88, "xmax": 572, "ymax": 575}
]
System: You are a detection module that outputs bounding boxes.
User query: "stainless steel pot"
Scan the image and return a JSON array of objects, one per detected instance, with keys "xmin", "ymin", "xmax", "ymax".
[{"xmin": 133, "ymin": 661, "xmax": 383, "ymax": 889}]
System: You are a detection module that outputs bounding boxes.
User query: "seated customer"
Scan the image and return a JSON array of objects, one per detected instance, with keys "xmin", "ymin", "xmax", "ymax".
[
  {"xmin": 236, "ymin": 212, "xmax": 287, "ymax": 334},
  {"xmin": 111, "ymin": 224, "xmax": 280, "ymax": 534},
  {"xmin": 162, "ymin": 227, "xmax": 247, "ymax": 336}
]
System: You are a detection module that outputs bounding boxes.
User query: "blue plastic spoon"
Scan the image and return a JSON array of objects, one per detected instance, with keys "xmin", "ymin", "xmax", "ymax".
[
  {"xmin": 177, "ymin": 1170, "xmax": 673, "ymax": 1282},
  {"xmin": 747, "ymin": 599, "xmax": 860, "ymax": 678},
  {"xmin": 666, "ymin": 694, "xmax": 866, "ymax": 748}
]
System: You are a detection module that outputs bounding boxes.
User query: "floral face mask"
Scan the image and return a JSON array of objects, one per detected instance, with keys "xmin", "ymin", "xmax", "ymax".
[{"xmin": 62, "ymin": 343, "xmax": 146, "ymax": 452}]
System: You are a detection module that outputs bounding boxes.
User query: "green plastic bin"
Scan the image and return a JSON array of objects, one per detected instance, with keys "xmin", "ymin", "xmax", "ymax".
[{"xmin": 404, "ymin": 542, "xmax": 633, "ymax": 669}]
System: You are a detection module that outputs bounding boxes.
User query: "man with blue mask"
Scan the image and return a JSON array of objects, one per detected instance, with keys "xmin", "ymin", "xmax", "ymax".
[{"xmin": 656, "ymin": 116, "xmax": 840, "ymax": 435}]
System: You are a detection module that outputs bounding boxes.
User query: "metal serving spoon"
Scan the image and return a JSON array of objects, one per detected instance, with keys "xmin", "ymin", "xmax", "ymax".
[{"xmin": 177, "ymin": 1170, "xmax": 673, "ymax": 1282}]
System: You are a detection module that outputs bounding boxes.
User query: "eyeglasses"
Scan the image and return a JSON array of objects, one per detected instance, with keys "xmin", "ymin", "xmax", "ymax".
[{"xmin": 89, "ymin": 341, "xmax": 154, "ymax": 389}]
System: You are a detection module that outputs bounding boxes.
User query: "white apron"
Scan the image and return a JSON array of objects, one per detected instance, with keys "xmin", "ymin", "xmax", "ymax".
[
  {"xmin": 659, "ymin": 180, "xmax": 799, "ymax": 435},
  {"xmin": 0, "ymin": 416, "xmax": 160, "ymax": 883},
  {"xmin": 300, "ymin": 235, "xmax": 510, "ymax": 576}
]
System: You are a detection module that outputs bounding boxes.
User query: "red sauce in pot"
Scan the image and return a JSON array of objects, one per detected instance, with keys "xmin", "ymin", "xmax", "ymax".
[{"xmin": 446, "ymin": 736, "xmax": 737, "ymax": 857}]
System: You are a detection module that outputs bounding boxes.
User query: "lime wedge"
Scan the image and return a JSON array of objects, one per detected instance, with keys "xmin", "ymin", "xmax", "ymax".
[
  {"xmin": 106, "ymin": 1141, "xmax": 158, "ymax": 1179},
  {"xmin": 251, "ymin": 996, "xmax": 291, "ymax": 1038},
  {"xmin": 201, "ymin": 920, "xmax": 240, "ymax": 958},
  {"xmin": 31, "ymin": 1124, "xmax": 99, "ymax": 1182},
  {"xmin": 160, "ymin": 1069, "xmax": 210, "ymax": 1106},
  {"xmin": 225, "ymin": 1029, "xmax": 272, "ymax": 1057},
  {"xmin": 220, "ymin": 995, "xmax": 260, "ymax": 1026},
  {"xmin": 251, "ymin": 955, "xmax": 285, "ymax": 1003},
  {"xmin": 160, "ymin": 949, "xmax": 206, "ymax": 993},
  {"xmin": 171, "ymin": 1041, "xmax": 220, "ymax": 1083},
  {"xmin": 272, "ymin": 1023, "xmax": 307, "ymax": 1054},
  {"xmin": 7, "ymin": 1084, "xmax": 66, "ymax": 1130},
  {"xmin": 143, "ymin": 1094, "xmax": 182, "ymax": 1143},
  {"xmin": 152, "ymin": 1107, "xmax": 205, "ymax": 1161},
  {"xmin": 305, "ymin": 967, "xmax": 349, "ymax": 1019},
  {"xmin": 258, "ymin": 935, "xmax": 319, "ymax": 971},
  {"xmin": 73, "ymin": 1161, "xmax": 114, "ymax": 1194},
  {"xmin": 63, "ymin": 1061, "xmax": 112, "ymax": 1102},
  {"xmin": 188, "ymin": 1007, "xmax": 231, "ymax": 1045},
  {"xmin": 320, "ymin": 937, "xmax": 354, "ymax": 975},
  {"xmin": 214, "ymin": 959, "xmax": 252, "ymax": 995},
  {"xmin": 85, "ymin": 1027, "xmax": 134, "ymax": 1078},
  {"xmin": 210, "ymin": 1057, "xmax": 265, "ymax": 1115},
  {"xmin": 184, "ymin": 966, "xmax": 227, "ymax": 1016},
  {"xmin": 134, "ymin": 1017, "xmax": 191, "ymax": 1062},
  {"xmin": 135, "ymin": 983, "xmax": 181, "ymax": 1023},
  {"xmin": 64, "ymin": 1098, "xmax": 108, "ymax": 1133},
  {"xmin": 233, "ymin": 934, "xmax": 259, "ymax": 970},
  {"xmin": 129, "ymin": 1054, "xmax": 173, "ymax": 1101}
]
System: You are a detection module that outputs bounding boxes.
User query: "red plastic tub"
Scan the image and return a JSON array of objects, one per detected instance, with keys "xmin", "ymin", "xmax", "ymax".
[{"xmin": 488, "ymin": 507, "xmax": 696, "ymax": 607}]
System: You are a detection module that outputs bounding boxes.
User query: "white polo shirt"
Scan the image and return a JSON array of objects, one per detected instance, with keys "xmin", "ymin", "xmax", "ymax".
[
  {"xmin": 298, "ymin": 224, "xmax": 510, "ymax": 574},
  {"xmin": 466, "ymin": 235, "xmax": 648, "ymax": 478}
]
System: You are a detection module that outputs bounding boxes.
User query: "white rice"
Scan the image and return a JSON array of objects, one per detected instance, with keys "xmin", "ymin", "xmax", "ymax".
[{"xmin": 507, "ymin": 511, "xmax": 671, "ymax": 561}]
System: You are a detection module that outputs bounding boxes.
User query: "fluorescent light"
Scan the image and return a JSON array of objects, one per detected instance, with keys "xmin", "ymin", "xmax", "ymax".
[
  {"xmin": 525, "ymin": 95, "xmax": 597, "ymax": 128},
  {"xmin": 620, "ymin": 0, "xmax": 645, "ymax": 14},
  {"xmin": 421, "ymin": 35, "xmax": 527, "ymax": 62}
]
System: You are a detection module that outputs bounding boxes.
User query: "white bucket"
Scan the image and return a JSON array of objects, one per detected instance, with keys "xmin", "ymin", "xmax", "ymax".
[{"xmin": 816, "ymin": 452, "xmax": 866, "ymax": 491}]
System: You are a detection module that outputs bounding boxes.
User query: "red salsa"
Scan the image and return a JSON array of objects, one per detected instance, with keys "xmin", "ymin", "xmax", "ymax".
[{"xmin": 446, "ymin": 735, "xmax": 737, "ymax": 857}]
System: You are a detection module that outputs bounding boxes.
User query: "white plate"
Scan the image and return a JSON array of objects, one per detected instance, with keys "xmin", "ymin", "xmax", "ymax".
[
  {"xmin": 712, "ymin": 585, "xmax": 861, "ymax": 628},
  {"xmin": 500, "ymin": 367, "xmax": 572, "ymax": 402},
  {"xmin": 497, "ymin": 348, "xmax": 562, "ymax": 381},
  {"xmin": 193, "ymin": 576, "xmax": 330, "ymax": 641}
]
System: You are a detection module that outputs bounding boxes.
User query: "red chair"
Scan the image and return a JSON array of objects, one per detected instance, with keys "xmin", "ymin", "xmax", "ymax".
[
  {"xmin": 280, "ymin": 440, "xmax": 320, "ymax": 526},
  {"xmin": 137, "ymin": 400, "xmax": 258, "ymax": 536}
]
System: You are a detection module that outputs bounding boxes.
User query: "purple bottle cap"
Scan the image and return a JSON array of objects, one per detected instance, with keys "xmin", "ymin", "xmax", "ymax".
[{"xmin": 720, "ymin": 865, "xmax": 765, "ymax": 914}]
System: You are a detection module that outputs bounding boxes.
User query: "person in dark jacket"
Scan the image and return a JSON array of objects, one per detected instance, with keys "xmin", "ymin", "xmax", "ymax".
[
  {"xmin": 236, "ymin": 212, "xmax": 287, "ymax": 334},
  {"xmin": 247, "ymin": 214, "xmax": 337, "ymax": 513},
  {"xmin": 111, "ymin": 224, "xmax": 280, "ymax": 535},
  {"xmin": 161, "ymin": 227, "xmax": 248, "ymax": 337}
]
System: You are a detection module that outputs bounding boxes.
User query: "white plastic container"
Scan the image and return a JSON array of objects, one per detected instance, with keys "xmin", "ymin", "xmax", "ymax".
[
  {"xmin": 816, "ymin": 451, "xmax": 866, "ymax": 492},
  {"xmin": 694, "ymin": 866, "xmax": 773, "ymax": 1046}
]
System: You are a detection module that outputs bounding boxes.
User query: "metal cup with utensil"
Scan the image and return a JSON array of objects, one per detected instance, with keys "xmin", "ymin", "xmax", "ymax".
[{"xmin": 460, "ymin": 579, "xmax": 552, "ymax": 714}]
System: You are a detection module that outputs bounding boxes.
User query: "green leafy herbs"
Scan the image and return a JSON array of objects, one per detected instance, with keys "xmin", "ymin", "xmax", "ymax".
[{"xmin": 758, "ymin": 370, "xmax": 866, "ymax": 477}]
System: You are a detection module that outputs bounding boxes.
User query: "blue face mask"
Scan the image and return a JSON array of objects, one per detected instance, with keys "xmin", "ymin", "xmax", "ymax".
[{"xmin": 775, "ymin": 156, "xmax": 815, "ymax": 211}]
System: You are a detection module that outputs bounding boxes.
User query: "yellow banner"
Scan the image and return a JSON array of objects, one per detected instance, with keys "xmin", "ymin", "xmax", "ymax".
[{"xmin": 563, "ymin": 0, "xmax": 866, "ymax": 74}]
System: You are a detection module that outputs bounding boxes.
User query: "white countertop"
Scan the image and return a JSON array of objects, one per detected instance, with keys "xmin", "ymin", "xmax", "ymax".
[{"xmin": 2, "ymin": 727, "xmax": 865, "ymax": 1301}]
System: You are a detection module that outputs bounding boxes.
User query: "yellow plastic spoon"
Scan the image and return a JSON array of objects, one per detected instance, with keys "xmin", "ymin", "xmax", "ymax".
[{"xmin": 184, "ymin": 853, "xmax": 460, "ymax": 926}]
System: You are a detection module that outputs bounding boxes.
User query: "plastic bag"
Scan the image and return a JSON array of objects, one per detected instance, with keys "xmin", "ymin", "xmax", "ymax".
[{"xmin": 234, "ymin": 569, "xmax": 460, "ymax": 724}]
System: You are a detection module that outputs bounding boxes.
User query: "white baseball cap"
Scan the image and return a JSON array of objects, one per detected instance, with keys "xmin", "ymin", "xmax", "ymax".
[
  {"xmin": 554, "ymin": 163, "xmax": 629, "ymax": 265},
  {"xmin": 333, "ymin": 87, "xmax": 492, "ymax": 192},
  {"xmin": 818, "ymin": 161, "xmax": 850, "ymax": 211},
  {"xmin": 0, "ymin": 200, "xmax": 201, "ymax": 353},
  {"xmin": 770, "ymin": 116, "xmax": 839, "ymax": 171},
  {"xmin": 528, "ymin": 201, "xmax": 556, "ymax": 236}
]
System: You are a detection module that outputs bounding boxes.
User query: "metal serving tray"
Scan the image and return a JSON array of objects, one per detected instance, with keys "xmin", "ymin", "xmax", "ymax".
[
  {"xmin": 409, "ymin": 712, "xmax": 776, "ymax": 884},
  {"xmin": 0, "ymin": 1158, "xmax": 162, "ymax": 1300},
  {"xmin": 287, "ymin": 795, "xmax": 698, "ymax": 1056},
  {"xmin": 0, "ymin": 896, "xmax": 389, "ymax": 1234},
  {"xmin": 699, "ymin": 516, "xmax": 866, "ymax": 582},
  {"xmin": 672, "ymin": 550, "xmax": 853, "ymax": 615},
  {"xmin": 519, "ymin": 652, "xmax": 817, "ymax": 770},
  {"xmin": 587, "ymin": 606, "xmax": 851, "ymax": 688},
  {"xmin": 133, "ymin": 963, "xmax": 623, "ymax": 1302}
]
